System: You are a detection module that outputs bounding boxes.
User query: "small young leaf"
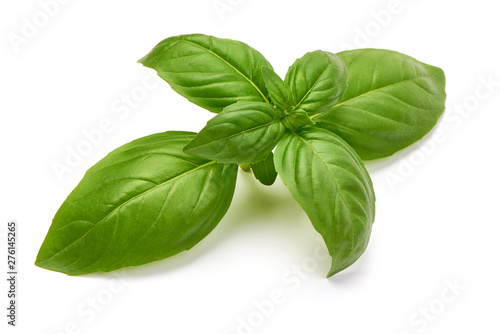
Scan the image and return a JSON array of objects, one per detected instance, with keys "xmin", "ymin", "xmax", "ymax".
[
  {"xmin": 251, "ymin": 152, "xmax": 278, "ymax": 186},
  {"xmin": 36, "ymin": 132, "xmax": 238, "ymax": 275},
  {"xmin": 275, "ymin": 127, "xmax": 375, "ymax": 277},
  {"xmin": 312, "ymin": 49, "xmax": 446, "ymax": 160},
  {"xmin": 139, "ymin": 34, "xmax": 272, "ymax": 113},
  {"xmin": 261, "ymin": 66, "xmax": 295, "ymax": 110},
  {"xmin": 281, "ymin": 109, "xmax": 313, "ymax": 133},
  {"xmin": 184, "ymin": 102, "xmax": 286, "ymax": 164},
  {"xmin": 285, "ymin": 50, "xmax": 348, "ymax": 115}
]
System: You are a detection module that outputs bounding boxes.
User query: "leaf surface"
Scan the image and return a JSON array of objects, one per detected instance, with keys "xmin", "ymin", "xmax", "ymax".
[
  {"xmin": 251, "ymin": 152, "xmax": 278, "ymax": 186},
  {"xmin": 313, "ymin": 49, "xmax": 446, "ymax": 160},
  {"xmin": 275, "ymin": 127, "xmax": 375, "ymax": 277},
  {"xmin": 261, "ymin": 66, "xmax": 294, "ymax": 110},
  {"xmin": 285, "ymin": 51, "xmax": 348, "ymax": 115},
  {"xmin": 184, "ymin": 102, "xmax": 286, "ymax": 163},
  {"xmin": 36, "ymin": 132, "xmax": 237, "ymax": 275},
  {"xmin": 139, "ymin": 34, "xmax": 272, "ymax": 113}
]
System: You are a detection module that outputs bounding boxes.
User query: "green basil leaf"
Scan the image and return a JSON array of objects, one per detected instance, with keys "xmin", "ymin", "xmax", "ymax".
[
  {"xmin": 261, "ymin": 66, "xmax": 295, "ymax": 110},
  {"xmin": 285, "ymin": 50, "xmax": 348, "ymax": 115},
  {"xmin": 184, "ymin": 102, "xmax": 286, "ymax": 164},
  {"xmin": 275, "ymin": 127, "xmax": 375, "ymax": 277},
  {"xmin": 36, "ymin": 131, "xmax": 238, "ymax": 275},
  {"xmin": 251, "ymin": 152, "xmax": 277, "ymax": 186},
  {"xmin": 139, "ymin": 34, "xmax": 272, "ymax": 113},
  {"xmin": 312, "ymin": 49, "xmax": 446, "ymax": 160}
]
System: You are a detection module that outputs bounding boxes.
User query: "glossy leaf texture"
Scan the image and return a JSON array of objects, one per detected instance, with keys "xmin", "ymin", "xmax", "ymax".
[
  {"xmin": 261, "ymin": 66, "xmax": 295, "ymax": 110},
  {"xmin": 313, "ymin": 49, "xmax": 446, "ymax": 160},
  {"xmin": 184, "ymin": 102, "xmax": 286, "ymax": 164},
  {"xmin": 139, "ymin": 34, "xmax": 272, "ymax": 113},
  {"xmin": 285, "ymin": 50, "xmax": 348, "ymax": 115},
  {"xmin": 36, "ymin": 132, "xmax": 238, "ymax": 275},
  {"xmin": 275, "ymin": 127, "xmax": 375, "ymax": 277},
  {"xmin": 251, "ymin": 152, "xmax": 278, "ymax": 186}
]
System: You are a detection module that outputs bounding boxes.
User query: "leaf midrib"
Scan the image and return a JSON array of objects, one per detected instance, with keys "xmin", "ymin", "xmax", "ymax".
[
  {"xmin": 188, "ymin": 118, "xmax": 281, "ymax": 151},
  {"xmin": 310, "ymin": 73, "xmax": 439, "ymax": 120},
  {"xmin": 294, "ymin": 63, "xmax": 335, "ymax": 109}
]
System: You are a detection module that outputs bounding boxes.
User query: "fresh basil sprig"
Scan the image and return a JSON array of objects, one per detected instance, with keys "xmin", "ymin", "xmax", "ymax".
[{"xmin": 36, "ymin": 34, "xmax": 446, "ymax": 277}]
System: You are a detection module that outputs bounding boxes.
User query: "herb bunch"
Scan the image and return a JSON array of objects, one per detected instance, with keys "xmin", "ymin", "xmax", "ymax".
[{"xmin": 36, "ymin": 34, "xmax": 446, "ymax": 277}]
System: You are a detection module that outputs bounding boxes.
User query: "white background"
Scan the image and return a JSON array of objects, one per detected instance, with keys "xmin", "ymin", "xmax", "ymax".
[{"xmin": 1, "ymin": 0, "xmax": 499, "ymax": 333}]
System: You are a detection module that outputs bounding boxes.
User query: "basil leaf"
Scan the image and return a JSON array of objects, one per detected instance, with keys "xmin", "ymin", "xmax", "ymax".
[
  {"xmin": 275, "ymin": 127, "xmax": 375, "ymax": 277},
  {"xmin": 139, "ymin": 34, "xmax": 272, "ymax": 113},
  {"xmin": 184, "ymin": 102, "xmax": 286, "ymax": 164},
  {"xmin": 285, "ymin": 50, "xmax": 348, "ymax": 115},
  {"xmin": 261, "ymin": 66, "xmax": 295, "ymax": 110},
  {"xmin": 251, "ymin": 152, "xmax": 277, "ymax": 186},
  {"xmin": 313, "ymin": 49, "xmax": 446, "ymax": 160},
  {"xmin": 36, "ymin": 132, "xmax": 238, "ymax": 275}
]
